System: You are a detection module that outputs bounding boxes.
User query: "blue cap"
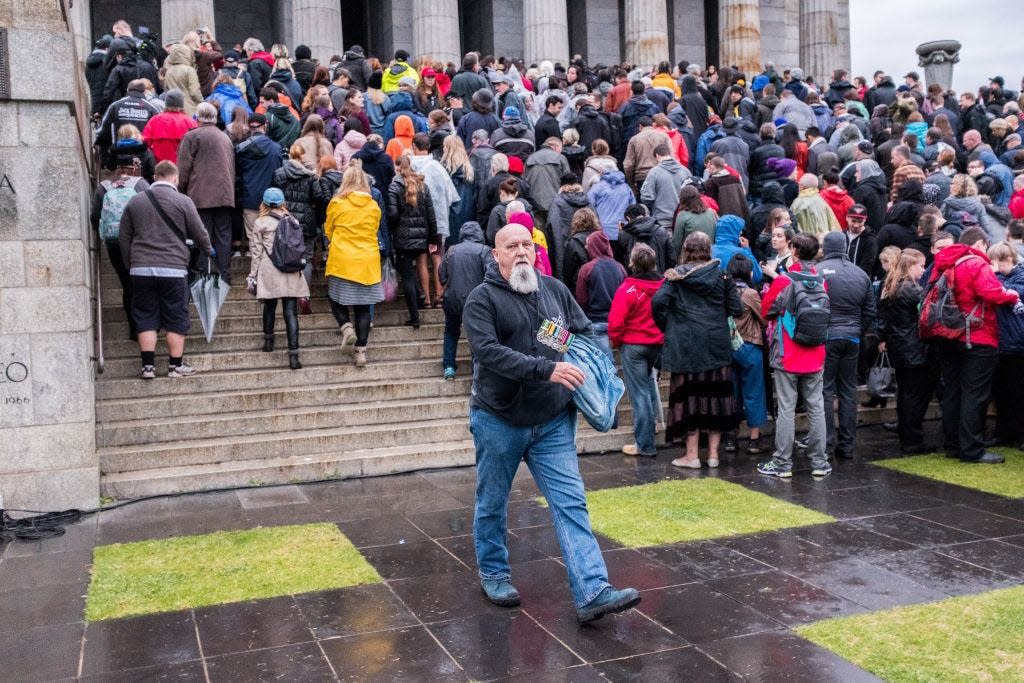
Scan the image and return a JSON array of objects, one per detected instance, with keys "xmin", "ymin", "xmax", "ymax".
[
  {"xmin": 262, "ymin": 187, "xmax": 285, "ymax": 207},
  {"xmin": 503, "ymin": 106, "xmax": 520, "ymax": 119}
]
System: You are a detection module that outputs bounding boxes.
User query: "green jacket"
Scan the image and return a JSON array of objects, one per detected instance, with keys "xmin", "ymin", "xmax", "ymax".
[{"xmin": 265, "ymin": 103, "xmax": 300, "ymax": 155}]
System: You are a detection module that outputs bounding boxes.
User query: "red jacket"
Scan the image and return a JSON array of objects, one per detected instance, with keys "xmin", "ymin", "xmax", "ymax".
[
  {"xmin": 663, "ymin": 128, "xmax": 690, "ymax": 168},
  {"xmin": 142, "ymin": 111, "xmax": 197, "ymax": 164},
  {"xmin": 608, "ymin": 275, "xmax": 665, "ymax": 347},
  {"xmin": 927, "ymin": 244, "xmax": 1019, "ymax": 348},
  {"xmin": 820, "ymin": 185, "xmax": 854, "ymax": 229},
  {"xmin": 761, "ymin": 261, "xmax": 827, "ymax": 374},
  {"xmin": 1010, "ymin": 188, "xmax": 1024, "ymax": 220}
]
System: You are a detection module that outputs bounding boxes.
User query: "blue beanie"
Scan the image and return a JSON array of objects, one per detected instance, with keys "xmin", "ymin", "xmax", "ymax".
[
  {"xmin": 752, "ymin": 74, "xmax": 769, "ymax": 93},
  {"xmin": 503, "ymin": 106, "xmax": 520, "ymax": 119}
]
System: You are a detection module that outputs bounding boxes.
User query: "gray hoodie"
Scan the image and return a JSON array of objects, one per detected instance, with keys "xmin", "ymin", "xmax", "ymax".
[
  {"xmin": 439, "ymin": 221, "xmax": 494, "ymax": 316},
  {"xmin": 640, "ymin": 158, "xmax": 692, "ymax": 228}
]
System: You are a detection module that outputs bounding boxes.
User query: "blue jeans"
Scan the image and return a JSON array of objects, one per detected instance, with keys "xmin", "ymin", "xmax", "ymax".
[
  {"xmin": 590, "ymin": 322, "xmax": 613, "ymax": 361},
  {"xmin": 470, "ymin": 407, "xmax": 611, "ymax": 608},
  {"xmin": 621, "ymin": 344, "xmax": 661, "ymax": 455},
  {"xmin": 732, "ymin": 342, "xmax": 767, "ymax": 429},
  {"xmin": 443, "ymin": 310, "xmax": 462, "ymax": 369}
]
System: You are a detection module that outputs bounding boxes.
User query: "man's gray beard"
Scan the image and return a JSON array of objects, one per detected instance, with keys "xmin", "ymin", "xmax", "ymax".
[{"xmin": 508, "ymin": 262, "xmax": 539, "ymax": 293}]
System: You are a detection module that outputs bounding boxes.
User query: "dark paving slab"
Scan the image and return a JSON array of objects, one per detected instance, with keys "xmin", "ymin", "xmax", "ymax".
[
  {"xmin": 636, "ymin": 583, "xmax": 783, "ymax": 643},
  {"xmin": 859, "ymin": 547, "xmax": 1019, "ymax": 597},
  {"xmin": 600, "ymin": 548, "xmax": 700, "ymax": 590},
  {"xmin": 592, "ymin": 646, "xmax": 742, "ymax": 681},
  {"xmin": 846, "ymin": 512, "xmax": 986, "ymax": 547},
  {"xmin": 0, "ymin": 583, "xmax": 85, "ymax": 633},
  {"xmin": 205, "ymin": 641, "xmax": 335, "ymax": 682},
  {"xmin": 640, "ymin": 539, "xmax": 775, "ymax": 580},
  {"xmin": 706, "ymin": 570, "xmax": 868, "ymax": 626},
  {"xmin": 319, "ymin": 625, "xmax": 467, "ymax": 681},
  {"xmin": 195, "ymin": 595, "xmax": 312, "ymax": 657},
  {"xmin": 359, "ymin": 538, "xmax": 467, "ymax": 579},
  {"xmin": 788, "ymin": 557, "xmax": 949, "ymax": 610},
  {"xmin": 437, "ymin": 531, "xmax": 550, "ymax": 568},
  {"xmin": 0, "ymin": 622, "xmax": 84, "ymax": 682},
  {"xmin": 294, "ymin": 584, "xmax": 419, "ymax": 638},
  {"xmin": 716, "ymin": 529, "xmax": 848, "ymax": 574},
  {"xmin": 429, "ymin": 611, "xmax": 582, "ymax": 680},
  {"xmin": 701, "ymin": 630, "xmax": 885, "ymax": 682},
  {"xmin": 788, "ymin": 521, "xmax": 918, "ymax": 558},
  {"xmin": 334, "ymin": 514, "xmax": 431, "ymax": 548},
  {"xmin": 908, "ymin": 504, "xmax": 1024, "ymax": 539},
  {"xmin": 79, "ymin": 659, "xmax": 207, "ymax": 682},
  {"xmin": 388, "ymin": 568, "xmax": 514, "ymax": 623},
  {"xmin": 0, "ymin": 548, "xmax": 92, "ymax": 590},
  {"xmin": 81, "ymin": 611, "xmax": 200, "ymax": 676},
  {"xmin": 403, "ymin": 506, "xmax": 475, "ymax": 538},
  {"xmin": 932, "ymin": 539, "xmax": 1024, "ymax": 579}
]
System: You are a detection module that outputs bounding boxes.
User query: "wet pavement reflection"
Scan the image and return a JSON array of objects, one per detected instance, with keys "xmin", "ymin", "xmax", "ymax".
[{"xmin": 2, "ymin": 423, "xmax": 1023, "ymax": 681}]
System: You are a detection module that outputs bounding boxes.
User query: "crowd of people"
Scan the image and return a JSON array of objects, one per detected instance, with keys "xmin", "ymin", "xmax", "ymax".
[{"xmin": 89, "ymin": 19, "xmax": 1024, "ymax": 478}]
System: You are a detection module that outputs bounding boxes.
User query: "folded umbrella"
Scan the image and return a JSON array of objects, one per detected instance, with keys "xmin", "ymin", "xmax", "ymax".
[{"xmin": 190, "ymin": 260, "xmax": 230, "ymax": 342}]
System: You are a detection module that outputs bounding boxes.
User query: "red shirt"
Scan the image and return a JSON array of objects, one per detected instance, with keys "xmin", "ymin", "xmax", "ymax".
[
  {"xmin": 608, "ymin": 275, "xmax": 665, "ymax": 347},
  {"xmin": 141, "ymin": 111, "xmax": 197, "ymax": 164}
]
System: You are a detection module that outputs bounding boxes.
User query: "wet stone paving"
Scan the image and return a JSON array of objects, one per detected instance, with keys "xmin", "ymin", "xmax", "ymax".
[{"xmin": 3, "ymin": 424, "xmax": 1024, "ymax": 681}]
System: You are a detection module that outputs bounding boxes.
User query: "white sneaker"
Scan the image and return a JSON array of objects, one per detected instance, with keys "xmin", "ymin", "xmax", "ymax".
[
  {"xmin": 671, "ymin": 457, "xmax": 702, "ymax": 469},
  {"xmin": 232, "ymin": 250, "xmax": 242, "ymax": 258},
  {"xmin": 140, "ymin": 365, "xmax": 156, "ymax": 380},
  {"xmin": 168, "ymin": 362, "xmax": 196, "ymax": 378},
  {"xmin": 706, "ymin": 458, "xmax": 720, "ymax": 468}
]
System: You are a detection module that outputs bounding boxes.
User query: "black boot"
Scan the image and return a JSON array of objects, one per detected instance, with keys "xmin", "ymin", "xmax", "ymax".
[
  {"xmin": 261, "ymin": 300, "xmax": 276, "ymax": 352},
  {"xmin": 283, "ymin": 298, "xmax": 300, "ymax": 367}
]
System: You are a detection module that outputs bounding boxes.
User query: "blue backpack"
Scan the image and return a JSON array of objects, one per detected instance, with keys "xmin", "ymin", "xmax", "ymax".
[{"xmin": 98, "ymin": 177, "xmax": 142, "ymax": 242}]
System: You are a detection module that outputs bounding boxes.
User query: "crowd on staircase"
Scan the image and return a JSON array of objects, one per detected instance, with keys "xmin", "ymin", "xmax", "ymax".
[{"xmin": 87, "ymin": 19, "xmax": 1024, "ymax": 483}]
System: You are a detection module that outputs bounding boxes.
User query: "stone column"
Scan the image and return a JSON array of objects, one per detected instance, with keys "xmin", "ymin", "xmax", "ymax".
[
  {"xmin": 523, "ymin": 0, "xmax": 568, "ymax": 65},
  {"xmin": 291, "ymin": 0, "xmax": 344, "ymax": 64},
  {"xmin": 1, "ymin": 2, "xmax": 99, "ymax": 510},
  {"xmin": 719, "ymin": 0, "xmax": 761, "ymax": 75},
  {"xmin": 916, "ymin": 40, "xmax": 962, "ymax": 91},
  {"xmin": 68, "ymin": 0, "xmax": 92, "ymax": 62},
  {"xmin": 412, "ymin": 0, "xmax": 461, "ymax": 64},
  {"xmin": 799, "ymin": 0, "xmax": 839, "ymax": 82},
  {"xmin": 624, "ymin": 0, "xmax": 668, "ymax": 70},
  {"xmin": 161, "ymin": 0, "xmax": 215, "ymax": 45}
]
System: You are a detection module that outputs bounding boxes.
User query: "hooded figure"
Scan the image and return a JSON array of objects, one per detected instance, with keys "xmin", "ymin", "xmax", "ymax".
[
  {"xmin": 385, "ymin": 115, "xmax": 416, "ymax": 160},
  {"xmin": 712, "ymin": 215, "xmax": 763, "ymax": 285},
  {"xmin": 639, "ymin": 157, "xmax": 692, "ymax": 228},
  {"xmin": 381, "ymin": 56, "xmax": 419, "ymax": 93},
  {"xmin": 979, "ymin": 150, "xmax": 1015, "ymax": 207},
  {"xmin": 382, "ymin": 91, "xmax": 428, "ymax": 141},
  {"xmin": 681, "ymin": 75, "xmax": 711, "ymax": 140},
  {"xmin": 334, "ymin": 129, "xmax": 367, "ymax": 170},
  {"xmin": 339, "ymin": 46, "xmax": 372, "ymax": 91},
  {"xmin": 587, "ymin": 169, "xmax": 636, "ymax": 239},
  {"xmin": 877, "ymin": 183, "xmax": 925, "ymax": 254},
  {"xmin": 456, "ymin": 89, "xmax": 502, "ymax": 147},
  {"xmin": 206, "ymin": 81, "xmax": 252, "ymax": 126},
  {"xmin": 791, "ymin": 182, "xmax": 843, "ymax": 236},
  {"xmin": 849, "ymin": 159, "xmax": 888, "ymax": 232},
  {"xmin": 617, "ymin": 211, "xmax": 674, "ymax": 274},
  {"xmin": 490, "ymin": 108, "xmax": 536, "ymax": 162},
  {"xmin": 162, "ymin": 44, "xmax": 204, "ymax": 115},
  {"xmin": 439, "ymin": 221, "xmax": 493, "ymax": 318},
  {"xmin": 575, "ymin": 231, "xmax": 627, "ymax": 324},
  {"xmin": 546, "ymin": 182, "xmax": 591, "ymax": 279}
]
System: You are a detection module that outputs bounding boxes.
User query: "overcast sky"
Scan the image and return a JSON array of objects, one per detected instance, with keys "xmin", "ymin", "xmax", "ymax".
[{"xmin": 849, "ymin": 1, "xmax": 1024, "ymax": 94}]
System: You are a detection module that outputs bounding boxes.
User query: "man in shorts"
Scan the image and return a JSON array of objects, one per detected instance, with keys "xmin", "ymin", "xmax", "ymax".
[{"xmin": 119, "ymin": 160, "xmax": 213, "ymax": 379}]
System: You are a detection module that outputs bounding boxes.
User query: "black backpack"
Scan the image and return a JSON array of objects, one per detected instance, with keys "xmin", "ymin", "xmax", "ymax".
[
  {"xmin": 785, "ymin": 270, "xmax": 831, "ymax": 346},
  {"xmin": 270, "ymin": 213, "xmax": 307, "ymax": 273}
]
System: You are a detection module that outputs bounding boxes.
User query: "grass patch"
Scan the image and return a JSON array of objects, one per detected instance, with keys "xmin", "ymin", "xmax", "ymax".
[
  {"xmin": 797, "ymin": 585, "xmax": 1024, "ymax": 682},
  {"xmin": 86, "ymin": 523, "xmax": 380, "ymax": 621},
  {"xmin": 551, "ymin": 479, "xmax": 833, "ymax": 547},
  {"xmin": 873, "ymin": 447, "xmax": 1024, "ymax": 498}
]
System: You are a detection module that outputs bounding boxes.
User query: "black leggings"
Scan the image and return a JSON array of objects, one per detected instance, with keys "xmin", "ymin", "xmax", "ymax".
[
  {"xmin": 262, "ymin": 297, "xmax": 299, "ymax": 351},
  {"xmin": 330, "ymin": 301, "xmax": 372, "ymax": 346},
  {"xmin": 395, "ymin": 250, "xmax": 422, "ymax": 322},
  {"xmin": 106, "ymin": 241, "xmax": 136, "ymax": 338}
]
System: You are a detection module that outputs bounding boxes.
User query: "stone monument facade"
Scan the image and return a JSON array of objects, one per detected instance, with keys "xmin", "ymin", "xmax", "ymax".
[
  {"xmin": 916, "ymin": 40, "xmax": 962, "ymax": 90},
  {"xmin": 0, "ymin": 0, "xmax": 98, "ymax": 511}
]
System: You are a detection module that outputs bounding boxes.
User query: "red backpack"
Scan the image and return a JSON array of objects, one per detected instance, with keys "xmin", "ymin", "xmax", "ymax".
[{"xmin": 919, "ymin": 255, "xmax": 984, "ymax": 348}]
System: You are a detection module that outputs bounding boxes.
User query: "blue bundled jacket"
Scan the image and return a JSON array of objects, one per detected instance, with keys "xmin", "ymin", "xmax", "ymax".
[
  {"xmin": 566, "ymin": 333, "xmax": 625, "ymax": 432},
  {"xmin": 712, "ymin": 215, "xmax": 764, "ymax": 285},
  {"xmin": 206, "ymin": 83, "xmax": 252, "ymax": 126},
  {"xmin": 996, "ymin": 264, "xmax": 1024, "ymax": 355},
  {"xmin": 695, "ymin": 124, "xmax": 725, "ymax": 171},
  {"xmin": 979, "ymin": 150, "xmax": 1014, "ymax": 207},
  {"xmin": 381, "ymin": 91, "xmax": 428, "ymax": 142},
  {"xmin": 586, "ymin": 169, "xmax": 636, "ymax": 240}
]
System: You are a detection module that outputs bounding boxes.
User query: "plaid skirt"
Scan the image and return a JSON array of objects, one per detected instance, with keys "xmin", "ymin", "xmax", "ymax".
[{"xmin": 666, "ymin": 366, "xmax": 739, "ymax": 442}]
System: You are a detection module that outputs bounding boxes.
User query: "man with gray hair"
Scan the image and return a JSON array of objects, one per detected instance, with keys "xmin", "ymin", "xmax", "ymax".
[
  {"xmin": 176, "ymin": 101, "xmax": 237, "ymax": 281},
  {"xmin": 463, "ymin": 223, "xmax": 641, "ymax": 623}
]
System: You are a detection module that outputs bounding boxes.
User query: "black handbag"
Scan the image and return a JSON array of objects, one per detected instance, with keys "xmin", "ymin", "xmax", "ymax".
[{"xmin": 867, "ymin": 351, "xmax": 897, "ymax": 399}]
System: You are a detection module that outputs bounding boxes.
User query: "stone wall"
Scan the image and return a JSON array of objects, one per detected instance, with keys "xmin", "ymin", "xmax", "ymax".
[
  {"xmin": 670, "ymin": 0, "xmax": 707, "ymax": 66},
  {"xmin": 491, "ymin": 0, "xmax": 524, "ymax": 61},
  {"xmin": 0, "ymin": 0, "xmax": 98, "ymax": 511},
  {"xmin": 568, "ymin": 0, "xmax": 620, "ymax": 67},
  {"xmin": 759, "ymin": 0, "xmax": 800, "ymax": 70}
]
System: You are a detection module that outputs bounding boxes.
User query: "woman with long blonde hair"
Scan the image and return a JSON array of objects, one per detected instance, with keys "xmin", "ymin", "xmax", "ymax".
[
  {"xmin": 324, "ymin": 160, "xmax": 384, "ymax": 366},
  {"xmin": 877, "ymin": 248, "xmax": 932, "ymax": 453},
  {"xmin": 388, "ymin": 155, "xmax": 438, "ymax": 326},
  {"xmin": 441, "ymin": 135, "xmax": 476, "ymax": 245}
]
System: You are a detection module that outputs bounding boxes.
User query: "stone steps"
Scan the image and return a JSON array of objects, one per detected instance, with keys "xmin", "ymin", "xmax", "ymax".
[{"xmin": 101, "ymin": 295, "xmax": 431, "ymax": 323}]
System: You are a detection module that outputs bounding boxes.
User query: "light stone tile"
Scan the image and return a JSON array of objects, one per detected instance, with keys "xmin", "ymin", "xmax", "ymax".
[
  {"xmin": 0, "ymin": 103, "xmax": 19, "ymax": 147},
  {"xmin": 0, "ymin": 241, "xmax": 25, "ymax": 287},
  {"xmin": 0, "ymin": 286, "xmax": 90, "ymax": 334},
  {"xmin": 0, "ymin": 333, "xmax": 34, "ymax": 427},
  {"xmin": 0, "ymin": 421, "xmax": 96, "ymax": 475},
  {"xmin": 16, "ymin": 102, "xmax": 79, "ymax": 148},
  {"xmin": 0, "ymin": 148, "xmax": 88, "ymax": 242},
  {"xmin": 6, "ymin": 28, "xmax": 75, "ymax": 102},
  {"xmin": 30, "ymin": 330, "xmax": 94, "ymax": 424},
  {"xmin": 23, "ymin": 240, "xmax": 87, "ymax": 287},
  {"xmin": 0, "ymin": 464, "xmax": 100, "ymax": 511}
]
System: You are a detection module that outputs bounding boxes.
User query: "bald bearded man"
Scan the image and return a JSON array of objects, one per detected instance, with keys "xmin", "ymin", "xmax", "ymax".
[{"xmin": 462, "ymin": 224, "xmax": 641, "ymax": 623}]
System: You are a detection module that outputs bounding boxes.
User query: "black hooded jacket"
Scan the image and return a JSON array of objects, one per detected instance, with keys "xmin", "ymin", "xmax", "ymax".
[
  {"xmin": 271, "ymin": 160, "xmax": 322, "ymax": 237},
  {"xmin": 86, "ymin": 49, "xmax": 109, "ymax": 116},
  {"xmin": 338, "ymin": 50, "xmax": 372, "ymax": 91},
  {"xmin": 351, "ymin": 141, "xmax": 395, "ymax": 203},
  {"xmin": 102, "ymin": 53, "xmax": 161, "ymax": 113},
  {"xmin": 748, "ymin": 142, "xmax": 785, "ymax": 201},
  {"xmin": 463, "ymin": 260, "xmax": 593, "ymax": 426},
  {"xmin": 572, "ymin": 105, "xmax": 612, "ymax": 153},
  {"xmin": 681, "ymin": 76, "xmax": 710, "ymax": 140},
  {"xmin": 616, "ymin": 216, "xmax": 674, "ymax": 274},
  {"xmin": 876, "ymin": 194, "xmax": 924, "ymax": 256},
  {"xmin": 388, "ymin": 178, "xmax": 437, "ymax": 252},
  {"xmin": 439, "ymin": 221, "xmax": 494, "ymax": 316},
  {"xmin": 850, "ymin": 174, "xmax": 888, "ymax": 233},
  {"xmin": 546, "ymin": 190, "xmax": 591, "ymax": 279}
]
